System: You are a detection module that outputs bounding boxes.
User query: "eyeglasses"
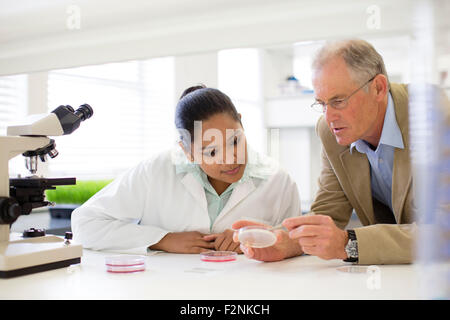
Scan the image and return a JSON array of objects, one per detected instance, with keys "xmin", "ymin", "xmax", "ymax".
[{"xmin": 310, "ymin": 75, "xmax": 377, "ymax": 113}]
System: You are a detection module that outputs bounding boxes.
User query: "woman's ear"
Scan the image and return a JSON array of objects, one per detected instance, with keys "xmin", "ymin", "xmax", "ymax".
[
  {"xmin": 178, "ymin": 141, "xmax": 194, "ymax": 162},
  {"xmin": 237, "ymin": 113, "xmax": 245, "ymax": 130}
]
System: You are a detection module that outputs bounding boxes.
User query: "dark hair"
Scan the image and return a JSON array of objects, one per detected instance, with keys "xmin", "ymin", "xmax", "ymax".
[{"xmin": 175, "ymin": 84, "xmax": 242, "ymax": 147}]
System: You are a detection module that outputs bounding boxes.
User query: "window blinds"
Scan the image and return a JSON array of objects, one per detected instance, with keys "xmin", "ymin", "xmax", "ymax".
[
  {"xmin": 0, "ymin": 74, "xmax": 27, "ymax": 135},
  {"xmin": 46, "ymin": 57, "xmax": 176, "ymax": 180},
  {"xmin": 0, "ymin": 74, "xmax": 28, "ymax": 176}
]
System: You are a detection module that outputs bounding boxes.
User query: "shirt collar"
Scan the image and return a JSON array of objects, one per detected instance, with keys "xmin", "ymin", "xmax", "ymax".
[{"xmin": 350, "ymin": 92, "xmax": 404, "ymax": 154}]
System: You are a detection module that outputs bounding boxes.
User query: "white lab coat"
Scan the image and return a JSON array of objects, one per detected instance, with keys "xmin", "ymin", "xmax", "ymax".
[{"xmin": 71, "ymin": 147, "xmax": 301, "ymax": 254}]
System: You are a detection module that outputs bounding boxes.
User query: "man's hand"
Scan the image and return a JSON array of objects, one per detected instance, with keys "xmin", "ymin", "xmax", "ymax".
[
  {"xmin": 231, "ymin": 220, "xmax": 303, "ymax": 262},
  {"xmin": 203, "ymin": 229, "xmax": 242, "ymax": 253},
  {"xmin": 283, "ymin": 215, "xmax": 348, "ymax": 260},
  {"xmin": 149, "ymin": 231, "xmax": 216, "ymax": 254}
]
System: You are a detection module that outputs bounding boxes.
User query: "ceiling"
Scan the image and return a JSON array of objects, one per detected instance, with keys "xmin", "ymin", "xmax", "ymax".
[{"xmin": 1, "ymin": 0, "xmax": 446, "ymax": 76}]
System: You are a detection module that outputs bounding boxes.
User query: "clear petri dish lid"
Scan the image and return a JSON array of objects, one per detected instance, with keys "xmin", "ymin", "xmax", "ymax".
[
  {"xmin": 200, "ymin": 251, "xmax": 237, "ymax": 262},
  {"xmin": 105, "ymin": 255, "xmax": 146, "ymax": 273},
  {"xmin": 237, "ymin": 225, "xmax": 277, "ymax": 248}
]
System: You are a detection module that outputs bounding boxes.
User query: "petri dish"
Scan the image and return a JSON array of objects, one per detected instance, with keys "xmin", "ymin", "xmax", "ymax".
[
  {"xmin": 238, "ymin": 225, "xmax": 277, "ymax": 248},
  {"xmin": 336, "ymin": 265, "xmax": 380, "ymax": 274},
  {"xmin": 105, "ymin": 255, "xmax": 146, "ymax": 273},
  {"xmin": 200, "ymin": 251, "xmax": 237, "ymax": 262},
  {"xmin": 336, "ymin": 266, "xmax": 368, "ymax": 273}
]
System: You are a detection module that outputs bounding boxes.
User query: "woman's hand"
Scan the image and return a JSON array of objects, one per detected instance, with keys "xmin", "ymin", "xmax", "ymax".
[
  {"xmin": 149, "ymin": 231, "xmax": 216, "ymax": 254},
  {"xmin": 202, "ymin": 229, "xmax": 242, "ymax": 253}
]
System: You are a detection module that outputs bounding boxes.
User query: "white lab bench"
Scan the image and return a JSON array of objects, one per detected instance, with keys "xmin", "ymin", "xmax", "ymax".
[{"xmin": 0, "ymin": 247, "xmax": 421, "ymax": 300}]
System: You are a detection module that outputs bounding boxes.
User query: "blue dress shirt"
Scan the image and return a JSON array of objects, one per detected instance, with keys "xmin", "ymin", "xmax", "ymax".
[{"xmin": 350, "ymin": 93, "xmax": 404, "ymax": 214}]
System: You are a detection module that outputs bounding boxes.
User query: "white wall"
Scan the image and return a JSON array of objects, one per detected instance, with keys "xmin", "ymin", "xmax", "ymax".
[
  {"xmin": 3, "ymin": 0, "xmax": 449, "ymax": 210},
  {"xmin": 174, "ymin": 53, "xmax": 218, "ymax": 99},
  {"xmin": 0, "ymin": 0, "xmax": 416, "ymax": 76}
]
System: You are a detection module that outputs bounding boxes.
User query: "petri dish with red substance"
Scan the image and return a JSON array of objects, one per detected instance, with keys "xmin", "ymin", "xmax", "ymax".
[
  {"xmin": 200, "ymin": 251, "xmax": 237, "ymax": 262},
  {"xmin": 105, "ymin": 255, "xmax": 146, "ymax": 273}
]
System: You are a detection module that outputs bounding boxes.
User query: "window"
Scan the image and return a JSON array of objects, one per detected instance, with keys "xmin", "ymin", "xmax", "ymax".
[
  {"xmin": 0, "ymin": 74, "xmax": 27, "ymax": 135},
  {"xmin": 218, "ymin": 49, "xmax": 265, "ymax": 154},
  {"xmin": 47, "ymin": 57, "xmax": 176, "ymax": 180},
  {"xmin": 0, "ymin": 74, "xmax": 28, "ymax": 177}
]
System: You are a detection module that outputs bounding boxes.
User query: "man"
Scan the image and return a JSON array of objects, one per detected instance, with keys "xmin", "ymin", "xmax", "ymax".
[{"xmin": 233, "ymin": 39, "xmax": 416, "ymax": 265}]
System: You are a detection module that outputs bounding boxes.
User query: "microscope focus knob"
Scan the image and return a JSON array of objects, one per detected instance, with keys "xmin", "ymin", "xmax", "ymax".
[
  {"xmin": 8, "ymin": 202, "xmax": 21, "ymax": 220},
  {"xmin": 0, "ymin": 197, "xmax": 21, "ymax": 224},
  {"xmin": 64, "ymin": 231, "xmax": 73, "ymax": 245},
  {"xmin": 64, "ymin": 231, "xmax": 73, "ymax": 240}
]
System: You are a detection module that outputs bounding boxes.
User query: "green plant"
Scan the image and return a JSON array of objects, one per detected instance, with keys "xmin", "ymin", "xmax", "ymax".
[{"xmin": 45, "ymin": 180, "xmax": 112, "ymax": 205}]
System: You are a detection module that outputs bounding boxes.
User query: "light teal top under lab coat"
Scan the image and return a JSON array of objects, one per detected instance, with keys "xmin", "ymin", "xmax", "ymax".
[{"xmin": 175, "ymin": 148, "xmax": 273, "ymax": 228}]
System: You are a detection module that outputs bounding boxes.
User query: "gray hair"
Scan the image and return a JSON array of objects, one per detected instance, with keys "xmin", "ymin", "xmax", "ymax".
[{"xmin": 312, "ymin": 39, "xmax": 389, "ymax": 89}]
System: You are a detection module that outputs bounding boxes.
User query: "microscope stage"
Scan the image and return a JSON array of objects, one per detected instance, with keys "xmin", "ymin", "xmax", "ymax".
[
  {"xmin": 9, "ymin": 177, "xmax": 76, "ymax": 188},
  {"xmin": 0, "ymin": 233, "xmax": 82, "ymax": 278}
]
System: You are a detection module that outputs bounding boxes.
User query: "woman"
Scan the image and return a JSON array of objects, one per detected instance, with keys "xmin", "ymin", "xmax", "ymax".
[{"xmin": 71, "ymin": 85, "xmax": 301, "ymax": 254}]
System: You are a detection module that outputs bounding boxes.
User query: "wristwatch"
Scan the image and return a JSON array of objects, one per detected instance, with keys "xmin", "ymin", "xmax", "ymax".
[{"xmin": 344, "ymin": 229, "xmax": 359, "ymax": 263}]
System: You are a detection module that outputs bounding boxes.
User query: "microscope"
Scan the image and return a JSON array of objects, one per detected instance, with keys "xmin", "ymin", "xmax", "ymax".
[{"xmin": 0, "ymin": 104, "xmax": 93, "ymax": 278}]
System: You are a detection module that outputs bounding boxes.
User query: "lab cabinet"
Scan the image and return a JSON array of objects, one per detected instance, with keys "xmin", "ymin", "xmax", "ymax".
[{"xmin": 265, "ymin": 94, "xmax": 321, "ymax": 128}]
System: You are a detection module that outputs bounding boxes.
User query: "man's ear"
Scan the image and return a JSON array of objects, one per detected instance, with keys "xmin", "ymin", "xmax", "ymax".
[
  {"xmin": 374, "ymin": 74, "xmax": 388, "ymax": 101},
  {"xmin": 178, "ymin": 141, "xmax": 194, "ymax": 162}
]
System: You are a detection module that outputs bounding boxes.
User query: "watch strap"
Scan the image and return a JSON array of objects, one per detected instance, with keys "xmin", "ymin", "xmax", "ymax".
[
  {"xmin": 347, "ymin": 229, "xmax": 357, "ymax": 241},
  {"xmin": 344, "ymin": 229, "xmax": 358, "ymax": 263}
]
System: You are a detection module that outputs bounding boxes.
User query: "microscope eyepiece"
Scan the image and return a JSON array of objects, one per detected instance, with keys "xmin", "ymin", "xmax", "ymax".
[
  {"xmin": 64, "ymin": 105, "xmax": 75, "ymax": 113},
  {"xmin": 51, "ymin": 104, "xmax": 93, "ymax": 135},
  {"xmin": 74, "ymin": 104, "xmax": 93, "ymax": 121}
]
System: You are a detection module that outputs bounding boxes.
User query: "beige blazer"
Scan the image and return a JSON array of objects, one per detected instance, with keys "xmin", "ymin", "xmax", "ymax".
[{"xmin": 311, "ymin": 83, "xmax": 416, "ymax": 265}]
